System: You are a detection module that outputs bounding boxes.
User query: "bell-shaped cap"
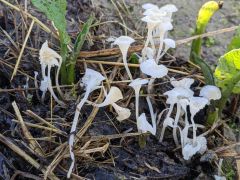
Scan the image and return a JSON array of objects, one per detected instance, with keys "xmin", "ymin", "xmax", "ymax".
[
  {"xmin": 113, "ymin": 36, "xmax": 135, "ymax": 55},
  {"xmin": 140, "ymin": 59, "xmax": 168, "ymax": 78},
  {"xmin": 112, "ymin": 103, "xmax": 131, "ymax": 121},
  {"xmin": 200, "ymin": 85, "xmax": 221, "ymax": 101},
  {"xmin": 129, "ymin": 78, "xmax": 149, "ymax": 89},
  {"xmin": 189, "ymin": 97, "xmax": 209, "ymax": 117},
  {"xmin": 182, "ymin": 136, "xmax": 207, "ymax": 160},
  {"xmin": 95, "ymin": 86, "xmax": 123, "ymax": 107},
  {"xmin": 160, "ymin": 21, "xmax": 173, "ymax": 31},
  {"xmin": 39, "ymin": 41, "xmax": 61, "ymax": 67},
  {"xmin": 164, "ymin": 87, "xmax": 194, "ymax": 105},
  {"xmin": 142, "ymin": 3, "xmax": 159, "ymax": 10},
  {"xmin": 81, "ymin": 68, "xmax": 105, "ymax": 93},
  {"xmin": 163, "ymin": 39, "xmax": 176, "ymax": 48},
  {"xmin": 160, "ymin": 4, "xmax": 178, "ymax": 13},
  {"xmin": 137, "ymin": 113, "xmax": 155, "ymax": 135},
  {"xmin": 170, "ymin": 78, "xmax": 194, "ymax": 89}
]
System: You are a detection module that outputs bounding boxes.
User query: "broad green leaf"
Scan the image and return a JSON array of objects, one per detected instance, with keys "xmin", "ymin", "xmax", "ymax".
[
  {"xmin": 227, "ymin": 26, "xmax": 240, "ymax": 52},
  {"xmin": 214, "ymin": 49, "xmax": 240, "ymax": 94},
  {"xmin": 31, "ymin": 0, "xmax": 70, "ymax": 44}
]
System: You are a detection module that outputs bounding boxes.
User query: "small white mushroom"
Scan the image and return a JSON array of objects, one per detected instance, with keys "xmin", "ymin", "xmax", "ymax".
[
  {"xmin": 68, "ymin": 68, "xmax": 105, "ymax": 178},
  {"xmin": 182, "ymin": 136, "xmax": 207, "ymax": 160},
  {"xmin": 39, "ymin": 41, "xmax": 65, "ymax": 106},
  {"xmin": 112, "ymin": 103, "xmax": 131, "ymax": 122},
  {"xmin": 159, "ymin": 4, "xmax": 178, "ymax": 19},
  {"xmin": 140, "ymin": 59, "xmax": 168, "ymax": 78},
  {"xmin": 113, "ymin": 36, "xmax": 135, "ymax": 80},
  {"xmin": 129, "ymin": 78, "xmax": 149, "ymax": 119},
  {"xmin": 142, "ymin": 3, "xmax": 159, "ymax": 10},
  {"xmin": 137, "ymin": 113, "xmax": 156, "ymax": 135},
  {"xmin": 189, "ymin": 97, "xmax": 209, "ymax": 144},
  {"xmin": 171, "ymin": 77, "xmax": 195, "ymax": 89},
  {"xmin": 200, "ymin": 85, "xmax": 221, "ymax": 101},
  {"xmin": 94, "ymin": 86, "xmax": 123, "ymax": 107},
  {"xmin": 157, "ymin": 38, "xmax": 176, "ymax": 60}
]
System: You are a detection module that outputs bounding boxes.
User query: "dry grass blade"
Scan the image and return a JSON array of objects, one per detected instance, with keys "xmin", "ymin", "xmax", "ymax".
[
  {"xmin": 236, "ymin": 158, "xmax": 240, "ymax": 179},
  {"xmin": 25, "ymin": 110, "xmax": 67, "ymax": 136},
  {"xmin": 10, "ymin": 170, "xmax": 42, "ymax": 180},
  {"xmin": 12, "ymin": 101, "xmax": 45, "ymax": 157},
  {"xmin": 11, "ymin": 20, "xmax": 34, "ymax": 80},
  {"xmin": 0, "ymin": 133, "xmax": 59, "ymax": 180}
]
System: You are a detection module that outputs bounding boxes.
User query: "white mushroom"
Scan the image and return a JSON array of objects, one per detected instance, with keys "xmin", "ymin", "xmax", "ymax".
[
  {"xmin": 94, "ymin": 86, "xmax": 123, "ymax": 107},
  {"xmin": 158, "ymin": 38, "xmax": 176, "ymax": 60},
  {"xmin": 189, "ymin": 97, "xmax": 209, "ymax": 144},
  {"xmin": 171, "ymin": 77, "xmax": 195, "ymax": 89},
  {"xmin": 142, "ymin": 3, "xmax": 159, "ymax": 10},
  {"xmin": 113, "ymin": 36, "xmax": 135, "ymax": 80},
  {"xmin": 159, "ymin": 4, "xmax": 178, "ymax": 19},
  {"xmin": 200, "ymin": 85, "xmax": 221, "ymax": 101},
  {"xmin": 39, "ymin": 41, "xmax": 65, "ymax": 106},
  {"xmin": 129, "ymin": 78, "xmax": 149, "ymax": 119},
  {"xmin": 137, "ymin": 113, "xmax": 156, "ymax": 135},
  {"xmin": 68, "ymin": 68, "xmax": 105, "ymax": 178},
  {"xmin": 112, "ymin": 103, "xmax": 131, "ymax": 122},
  {"xmin": 140, "ymin": 59, "xmax": 168, "ymax": 78},
  {"xmin": 182, "ymin": 136, "xmax": 207, "ymax": 160}
]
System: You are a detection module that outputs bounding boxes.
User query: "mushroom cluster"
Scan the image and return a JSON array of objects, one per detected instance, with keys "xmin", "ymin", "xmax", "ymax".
[
  {"xmin": 34, "ymin": 3, "xmax": 224, "ymax": 178},
  {"xmin": 160, "ymin": 78, "xmax": 221, "ymax": 160}
]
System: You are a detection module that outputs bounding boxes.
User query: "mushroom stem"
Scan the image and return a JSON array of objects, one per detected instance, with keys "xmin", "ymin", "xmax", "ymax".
[
  {"xmin": 47, "ymin": 66, "xmax": 65, "ymax": 106},
  {"xmin": 134, "ymin": 89, "xmax": 140, "ymax": 120},
  {"xmin": 173, "ymin": 103, "xmax": 181, "ymax": 146},
  {"xmin": 156, "ymin": 31, "xmax": 165, "ymax": 63},
  {"xmin": 159, "ymin": 103, "xmax": 174, "ymax": 142},
  {"xmin": 147, "ymin": 78, "xmax": 155, "ymax": 94},
  {"xmin": 122, "ymin": 51, "xmax": 133, "ymax": 80},
  {"xmin": 68, "ymin": 88, "xmax": 90, "ymax": 178},
  {"xmin": 146, "ymin": 96, "xmax": 156, "ymax": 134},
  {"xmin": 55, "ymin": 57, "xmax": 65, "ymax": 100},
  {"xmin": 190, "ymin": 114, "xmax": 197, "ymax": 144}
]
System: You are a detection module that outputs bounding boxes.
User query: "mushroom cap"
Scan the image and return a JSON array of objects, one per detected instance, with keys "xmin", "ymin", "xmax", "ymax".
[
  {"xmin": 200, "ymin": 85, "xmax": 221, "ymax": 101},
  {"xmin": 112, "ymin": 103, "xmax": 131, "ymax": 121},
  {"xmin": 142, "ymin": 3, "xmax": 159, "ymax": 10},
  {"xmin": 140, "ymin": 59, "xmax": 168, "ymax": 78},
  {"xmin": 143, "ymin": 8, "xmax": 167, "ymax": 17},
  {"xmin": 182, "ymin": 136, "xmax": 207, "ymax": 160},
  {"xmin": 164, "ymin": 87, "xmax": 194, "ymax": 104},
  {"xmin": 113, "ymin": 36, "xmax": 135, "ymax": 46},
  {"xmin": 141, "ymin": 15, "xmax": 163, "ymax": 26},
  {"xmin": 96, "ymin": 86, "xmax": 123, "ymax": 107},
  {"xmin": 163, "ymin": 38, "xmax": 176, "ymax": 48},
  {"xmin": 137, "ymin": 113, "xmax": 155, "ymax": 135},
  {"xmin": 81, "ymin": 68, "xmax": 105, "ymax": 92},
  {"xmin": 189, "ymin": 97, "xmax": 209, "ymax": 117},
  {"xmin": 160, "ymin": 21, "xmax": 173, "ymax": 31},
  {"xmin": 159, "ymin": 4, "xmax": 178, "ymax": 13},
  {"xmin": 214, "ymin": 175, "xmax": 227, "ymax": 180},
  {"xmin": 39, "ymin": 41, "xmax": 61, "ymax": 67},
  {"xmin": 129, "ymin": 78, "xmax": 149, "ymax": 88},
  {"xmin": 171, "ymin": 78, "xmax": 194, "ymax": 89}
]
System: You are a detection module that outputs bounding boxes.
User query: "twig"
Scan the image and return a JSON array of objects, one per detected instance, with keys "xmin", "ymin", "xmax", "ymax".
[
  {"xmin": 0, "ymin": 133, "xmax": 59, "ymax": 180},
  {"xmin": 12, "ymin": 101, "xmax": 45, "ymax": 157},
  {"xmin": 11, "ymin": 20, "xmax": 34, "ymax": 80}
]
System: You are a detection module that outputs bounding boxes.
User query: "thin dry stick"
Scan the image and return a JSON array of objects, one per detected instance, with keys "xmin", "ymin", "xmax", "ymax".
[
  {"xmin": 78, "ymin": 26, "xmax": 238, "ymax": 58},
  {"xmin": 25, "ymin": 110, "xmax": 66, "ymax": 135},
  {"xmin": 0, "ymin": 133, "xmax": 59, "ymax": 180},
  {"xmin": 12, "ymin": 101, "xmax": 45, "ymax": 157},
  {"xmin": 11, "ymin": 20, "xmax": 34, "ymax": 80}
]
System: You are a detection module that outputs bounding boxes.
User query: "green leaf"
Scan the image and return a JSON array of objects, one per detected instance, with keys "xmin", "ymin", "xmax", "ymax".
[
  {"xmin": 227, "ymin": 26, "xmax": 240, "ymax": 52},
  {"xmin": 214, "ymin": 49, "xmax": 240, "ymax": 94},
  {"xmin": 31, "ymin": 0, "xmax": 70, "ymax": 44},
  {"xmin": 72, "ymin": 15, "xmax": 94, "ymax": 59}
]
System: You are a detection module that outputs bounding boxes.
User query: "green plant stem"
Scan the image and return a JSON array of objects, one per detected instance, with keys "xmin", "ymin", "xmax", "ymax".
[{"xmin": 60, "ymin": 41, "xmax": 68, "ymax": 84}]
